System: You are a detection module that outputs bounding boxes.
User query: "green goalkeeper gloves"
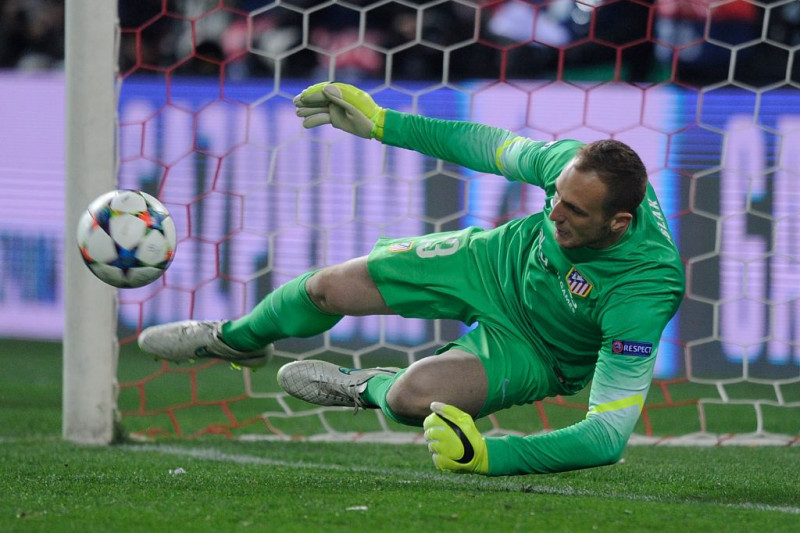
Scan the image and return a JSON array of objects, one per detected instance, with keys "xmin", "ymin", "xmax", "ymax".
[
  {"xmin": 293, "ymin": 82, "xmax": 386, "ymax": 140},
  {"xmin": 423, "ymin": 402, "xmax": 489, "ymax": 475}
]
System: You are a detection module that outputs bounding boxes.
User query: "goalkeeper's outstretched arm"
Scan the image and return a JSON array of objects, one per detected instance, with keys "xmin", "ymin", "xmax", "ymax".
[
  {"xmin": 422, "ymin": 313, "xmax": 664, "ymax": 476},
  {"xmin": 293, "ymin": 82, "xmax": 569, "ymax": 188},
  {"xmin": 423, "ymin": 366, "xmax": 649, "ymax": 476}
]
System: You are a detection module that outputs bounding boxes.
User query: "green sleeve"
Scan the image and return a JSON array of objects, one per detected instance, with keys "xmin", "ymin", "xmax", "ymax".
[
  {"xmin": 485, "ymin": 292, "xmax": 679, "ymax": 475},
  {"xmin": 485, "ymin": 415, "xmax": 628, "ymax": 475},
  {"xmin": 381, "ymin": 110, "xmax": 581, "ymax": 190},
  {"xmin": 484, "ymin": 350, "xmax": 649, "ymax": 476}
]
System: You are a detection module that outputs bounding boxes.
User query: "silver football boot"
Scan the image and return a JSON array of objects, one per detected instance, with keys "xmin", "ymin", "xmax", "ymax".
[
  {"xmin": 138, "ymin": 320, "xmax": 271, "ymax": 369},
  {"xmin": 277, "ymin": 360, "xmax": 399, "ymax": 412}
]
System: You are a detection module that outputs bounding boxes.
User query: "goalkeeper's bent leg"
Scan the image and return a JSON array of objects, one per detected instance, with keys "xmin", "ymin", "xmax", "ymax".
[
  {"xmin": 361, "ymin": 371, "xmax": 427, "ymax": 427},
  {"xmin": 222, "ymin": 271, "xmax": 343, "ymax": 351},
  {"xmin": 223, "ymin": 256, "xmax": 393, "ymax": 351},
  {"xmin": 361, "ymin": 349, "xmax": 489, "ymax": 427}
]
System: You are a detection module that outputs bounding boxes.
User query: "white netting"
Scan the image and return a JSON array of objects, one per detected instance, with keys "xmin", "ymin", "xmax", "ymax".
[{"xmin": 115, "ymin": 0, "xmax": 799, "ymax": 445}]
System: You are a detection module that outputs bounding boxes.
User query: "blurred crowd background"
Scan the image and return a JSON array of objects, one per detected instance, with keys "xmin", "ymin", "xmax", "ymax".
[{"xmin": 1, "ymin": 0, "xmax": 798, "ymax": 86}]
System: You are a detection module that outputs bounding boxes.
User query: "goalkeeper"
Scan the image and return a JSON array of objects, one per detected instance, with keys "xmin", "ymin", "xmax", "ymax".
[{"xmin": 139, "ymin": 82, "xmax": 685, "ymax": 476}]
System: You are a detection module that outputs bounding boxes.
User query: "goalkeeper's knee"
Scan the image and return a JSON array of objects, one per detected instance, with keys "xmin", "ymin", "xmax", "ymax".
[{"xmin": 385, "ymin": 378, "xmax": 434, "ymax": 421}]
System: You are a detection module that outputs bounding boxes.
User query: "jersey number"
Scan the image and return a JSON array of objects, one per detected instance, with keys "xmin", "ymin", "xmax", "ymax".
[{"xmin": 416, "ymin": 237, "xmax": 460, "ymax": 258}]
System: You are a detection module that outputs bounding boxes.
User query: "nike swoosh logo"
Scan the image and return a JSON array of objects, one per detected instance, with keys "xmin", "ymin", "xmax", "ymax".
[
  {"xmin": 194, "ymin": 346, "xmax": 264, "ymax": 364},
  {"xmin": 439, "ymin": 413, "xmax": 474, "ymax": 464}
]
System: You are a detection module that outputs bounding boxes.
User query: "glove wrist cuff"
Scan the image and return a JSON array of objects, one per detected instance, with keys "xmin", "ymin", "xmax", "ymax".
[
  {"xmin": 477, "ymin": 438, "xmax": 490, "ymax": 474},
  {"xmin": 371, "ymin": 108, "xmax": 386, "ymax": 141}
]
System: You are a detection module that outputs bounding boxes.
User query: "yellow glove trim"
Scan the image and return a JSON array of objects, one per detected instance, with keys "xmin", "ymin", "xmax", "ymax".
[{"xmin": 372, "ymin": 108, "xmax": 386, "ymax": 141}]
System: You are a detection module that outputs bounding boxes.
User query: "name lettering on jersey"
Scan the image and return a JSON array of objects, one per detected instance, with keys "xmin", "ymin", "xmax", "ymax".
[
  {"xmin": 388, "ymin": 241, "xmax": 414, "ymax": 253},
  {"xmin": 558, "ymin": 277, "xmax": 577, "ymax": 313},
  {"xmin": 648, "ymin": 198, "xmax": 673, "ymax": 244},
  {"xmin": 611, "ymin": 339, "xmax": 653, "ymax": 357},
  {"xmin": 534, "ymin": 231, "xmax": 549, "ymax": 269},
  {"xmin": 566, "ymin": 267, "xmax": 593, "ymax": 298}
]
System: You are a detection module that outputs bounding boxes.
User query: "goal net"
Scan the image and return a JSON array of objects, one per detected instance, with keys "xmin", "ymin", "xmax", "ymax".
[{"xmin": 112, "ymin": 0, "xmax": 799, "ymax": 445}]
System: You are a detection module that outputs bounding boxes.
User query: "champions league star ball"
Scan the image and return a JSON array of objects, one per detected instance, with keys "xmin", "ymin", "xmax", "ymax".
[{"xmin": 76, "ymin": 190, "xmax": 177, "ymax": 288}]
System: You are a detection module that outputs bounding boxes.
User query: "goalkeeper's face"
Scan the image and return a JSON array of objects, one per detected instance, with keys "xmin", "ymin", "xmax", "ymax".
[{"xmin": 549, "ymin": 161, "xmax": 632, "ymax": 250}]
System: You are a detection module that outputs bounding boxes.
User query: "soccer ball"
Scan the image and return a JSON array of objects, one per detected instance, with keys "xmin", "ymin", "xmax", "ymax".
[{"xmin": 76, "ymin": 189, "xmax": 177, "ymax": 288}]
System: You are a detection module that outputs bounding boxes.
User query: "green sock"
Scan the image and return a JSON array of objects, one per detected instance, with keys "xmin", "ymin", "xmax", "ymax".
[
  {"xmin": 361, "ymin": 370, "xmax": 424, "ymax": 427},
  {"xmin": 221, "ymin": 272, "xmax": 342, "ymax": 351}
]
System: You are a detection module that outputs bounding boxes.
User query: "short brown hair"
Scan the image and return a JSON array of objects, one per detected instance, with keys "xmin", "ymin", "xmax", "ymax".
[{"xmin": 574, "ymin": 140, "xmax": 648, "ymax": 217}]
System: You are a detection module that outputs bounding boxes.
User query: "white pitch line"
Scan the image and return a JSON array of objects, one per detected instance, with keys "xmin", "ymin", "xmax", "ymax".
[{"xmin": 124, "ymin": 444, "xmax": 800, "ymax": 515}]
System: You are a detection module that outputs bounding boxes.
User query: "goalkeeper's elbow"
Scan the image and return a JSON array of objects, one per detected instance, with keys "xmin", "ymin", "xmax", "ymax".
[
  {"xmin": 559, "ymin": 439, "xmax": 626, "ymax": 473},
  {"xmin": 593, "ymin": 443, "xmax": 626, "ymax": 467},
  {"xmin": 587, "ymin": 428, "xmax": 629, "ymax": 468}
]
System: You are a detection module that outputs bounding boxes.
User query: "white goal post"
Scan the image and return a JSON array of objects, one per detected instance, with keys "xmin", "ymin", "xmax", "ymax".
[{"xmin": 63, "ymin": 0, "xmax": 119, "ymax": 445}]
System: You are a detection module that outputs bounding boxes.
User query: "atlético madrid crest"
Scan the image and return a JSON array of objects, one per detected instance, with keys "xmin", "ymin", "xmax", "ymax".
[
  {"xmin": 388, "ymin": 241, "xmax": 414, "ymax": 253},
  {"xmin": 566, "ymin": 266, "xmax": 592, "ymax": 297}
]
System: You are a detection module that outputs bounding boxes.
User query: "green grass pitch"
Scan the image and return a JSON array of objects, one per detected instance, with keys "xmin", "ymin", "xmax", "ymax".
[{"xmin": 1, "ymin": 339, "xmax": 798, "ymax": 532}]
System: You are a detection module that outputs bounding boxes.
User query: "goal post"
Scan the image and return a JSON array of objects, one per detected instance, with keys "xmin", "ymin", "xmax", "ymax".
[{"xmin": 63, "ymin": 0, "xmax": 119, "ymax": 445}]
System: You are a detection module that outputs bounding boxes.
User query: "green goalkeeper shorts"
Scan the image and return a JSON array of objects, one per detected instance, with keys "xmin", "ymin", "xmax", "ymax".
[{"xmin": 366, "ymin": 216, "xmax": 580, "ymax": 418}]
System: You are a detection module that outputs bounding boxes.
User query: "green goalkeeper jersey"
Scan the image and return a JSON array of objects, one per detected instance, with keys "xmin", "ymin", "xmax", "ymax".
[{"xmin": 381, "ymin": 110, "xmax": 685, "ymax": 475}]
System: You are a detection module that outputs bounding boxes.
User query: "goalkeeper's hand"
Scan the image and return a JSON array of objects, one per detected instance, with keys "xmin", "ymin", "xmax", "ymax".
[
  {"xmin": 293, "ymin": 82, "xmax": 386, "ymax": 140},
  {"xmin": 423, "ymin": 402, "xmax": 489, "ymax": 475}
]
